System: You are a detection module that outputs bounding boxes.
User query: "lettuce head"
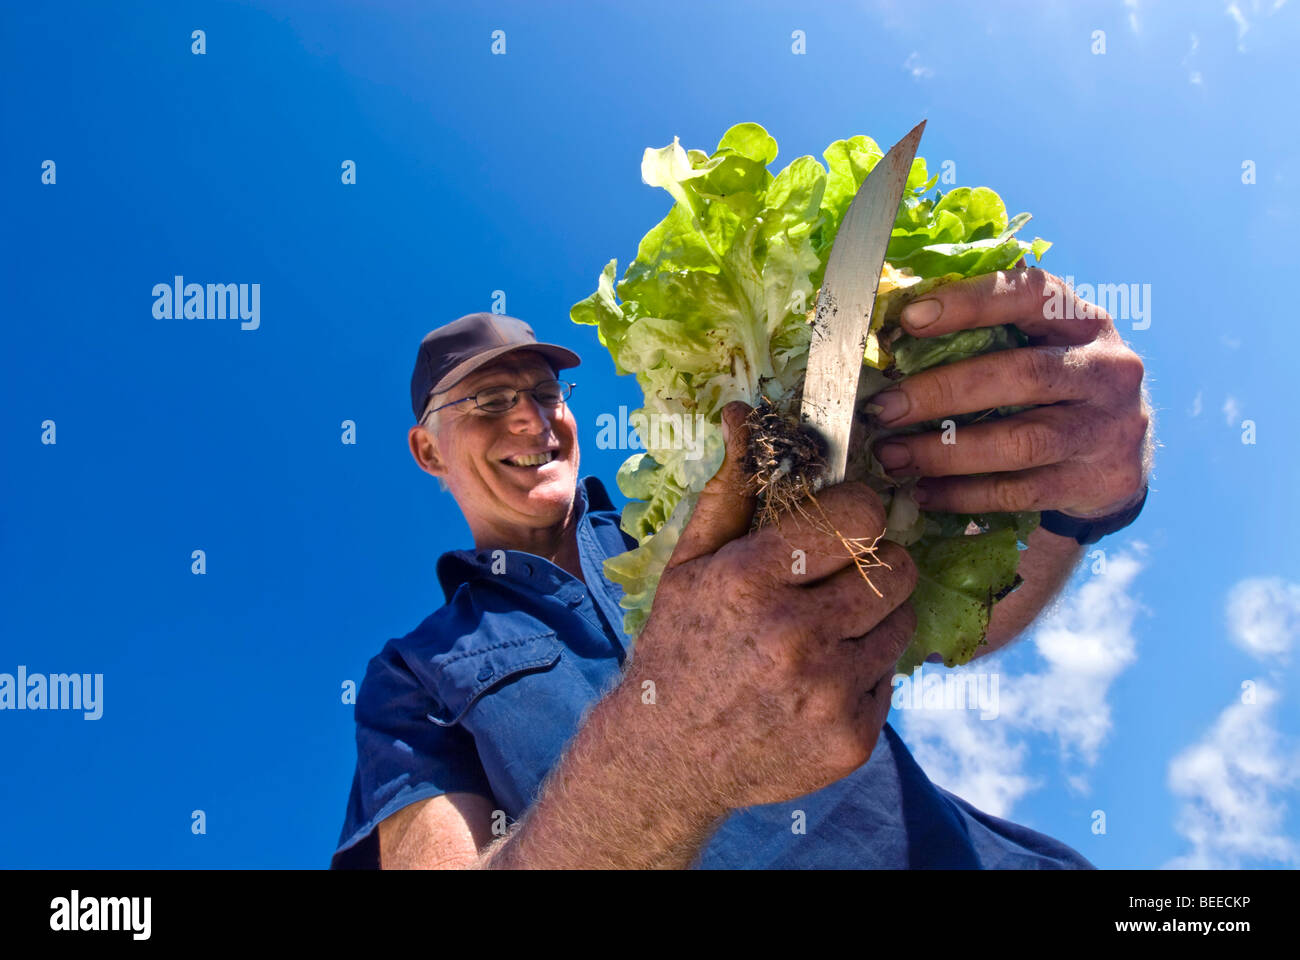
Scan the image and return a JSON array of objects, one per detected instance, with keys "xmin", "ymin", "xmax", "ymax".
[{"xmin": 570, "ymin": 122, "xmax": 1052, "ymax": 670}]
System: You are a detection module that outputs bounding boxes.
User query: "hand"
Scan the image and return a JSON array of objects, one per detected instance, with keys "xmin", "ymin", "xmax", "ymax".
[
  {"xmin": 626, "ymin": 401, "xmax": 919, "ymax": 815},
  {"xmin": 867, "ymin": 267, "xmax": 1152, "ymax": 518}
]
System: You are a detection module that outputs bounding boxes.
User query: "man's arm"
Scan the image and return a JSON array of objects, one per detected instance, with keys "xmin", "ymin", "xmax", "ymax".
[
  {"xmin": 379, "ymin": 793, "xmax": 496, "ymax": 869},
  {"xmin": 970, "ymin": 523, "xmax": 1083, "ymax": 659},
  {"xmin": 972, "ymin": 406, "xmax": 1154, "ymax": 659},
  {"xmin": 377, "ymin": 672, "xmax": 727, "ymax": 870},
  {"xmin": 477, "ymin": 671, "xmax": 729, "ymax": 869}
]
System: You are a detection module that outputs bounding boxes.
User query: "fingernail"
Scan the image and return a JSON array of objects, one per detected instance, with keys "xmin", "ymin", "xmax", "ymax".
[
  {"xmin": 721, "ymin": 416, "xmax": 731, "ymax": 445},
  {"xmin": 870, "ymin": 390, "xmax": 909, "ymax": 425},
  {"xmin": 902, "ymin": 299, "xmax": 941, "ymax": 331},
  {"xmin": 876, "ymin": 442, "xmax": 911, "ymax": 470}
]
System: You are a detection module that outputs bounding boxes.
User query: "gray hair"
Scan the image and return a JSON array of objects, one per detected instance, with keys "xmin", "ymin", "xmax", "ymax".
[{"xmin": 418, "ymin": 401, "xmax": 451, "ymax": 493}]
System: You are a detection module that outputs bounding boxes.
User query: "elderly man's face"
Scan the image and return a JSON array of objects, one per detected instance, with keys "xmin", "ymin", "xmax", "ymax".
[{"xmin": 415, "ymin": 350, "xmax": 580, "ymax": 538}]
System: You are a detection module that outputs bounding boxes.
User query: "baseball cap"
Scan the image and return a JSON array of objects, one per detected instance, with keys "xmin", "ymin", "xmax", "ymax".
[{"xmin": 409, "ymin": 312, "xmax": 582, "ymax": 421}]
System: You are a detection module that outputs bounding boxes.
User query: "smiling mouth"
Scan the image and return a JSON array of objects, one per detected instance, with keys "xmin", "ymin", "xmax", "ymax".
[{"xmin": 501, "ymin": 451, "xmax": 558, "ymax": 467}]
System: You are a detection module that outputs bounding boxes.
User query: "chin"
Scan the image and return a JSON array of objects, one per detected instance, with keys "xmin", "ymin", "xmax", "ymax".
[{"xmin": 501, "ymin": 463, "xmax": 576, "ymax": 507}]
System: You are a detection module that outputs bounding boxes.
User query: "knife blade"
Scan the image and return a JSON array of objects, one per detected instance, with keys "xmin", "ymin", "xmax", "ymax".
[{"xmin": 800, "ymin": 119, "xmax": 926, "ymax": 488}]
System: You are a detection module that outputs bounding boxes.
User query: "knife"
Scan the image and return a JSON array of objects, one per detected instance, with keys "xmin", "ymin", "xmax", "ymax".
[{"xmin": 800, "ymin": 119, "xmax": 926, "ymax": 489}]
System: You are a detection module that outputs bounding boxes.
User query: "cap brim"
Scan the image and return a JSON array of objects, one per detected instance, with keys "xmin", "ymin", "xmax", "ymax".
[{"xmin": 427, "ymin": 342, "xmax": 581, "ymax": 401}]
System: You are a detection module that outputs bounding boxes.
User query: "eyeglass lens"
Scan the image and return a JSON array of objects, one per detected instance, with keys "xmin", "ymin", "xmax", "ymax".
[{"xmin": 477, "ymin": 380, "xmax": 568, "ymax": 413}]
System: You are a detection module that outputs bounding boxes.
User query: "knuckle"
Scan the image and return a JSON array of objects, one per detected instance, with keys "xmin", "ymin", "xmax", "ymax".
[
  {"xmin": 1121, "ymin": 406, "xmax": 1151, "ymax": 450},
  {"xmin": 760, "ymin": 608, "xmax": 811, "ymax": 664},
  {"xmin": 736, "ymin": 529, "xmax": 788, "ymax": 583},
  {"xmin": 868, "ymin": 603, "xmax": 917, "ymax": 661},
  {"xmin": 992, "ymin": 472, "xmax": 1035, "ymax": 512},
  {"xmin": 806, "ymin": 580, "xmax": 857, "ymax": 639},
  {"xmin": 876, "ymin": 541, "xmax": 918, "ymax": 592},
  {"xmin": 1006, "ymin": 418, "xmax": 1059, "ymax": 467},
  {"xmin": 1106, "ymin": 461, "xmax": 1145, "ymax": 502},
  {"xmin": 1106, "ymin": 346, "xmax": 1146, "ymax": 395},
  {"xmin": 1122, "ymin": 463, "xmax": 1145, "ymax": 496},
  {"xmin": 1022, "ymin": 267, "xmax": 1051, "ymax": 302},
  {"xmin": 1069, "ymin": 292, "xmax": 1111, "ymax": 336},
  {"xmin": 927, "ymin": 373, "xmax": 960, "ymax": 417},
  {"xmin": 1081, "ymin": 303, "xmax": 1113, "ymax": 340},
  {"xmin": 1019, "ymin": 346, "xmax": 1054, "ymax": 387},
  {"xmin": 827, "ymin": 481, "xmax": 887, "ymax": 535},
  {"xmin": 888, "ymin": 600, "xmax": 919, "ymax": 642}
]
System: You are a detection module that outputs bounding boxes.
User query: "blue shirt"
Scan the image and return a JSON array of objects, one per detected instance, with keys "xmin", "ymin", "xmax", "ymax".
[{"xmin": 331, "ymin": 475, "xmax": 1094, "ymax": 869}]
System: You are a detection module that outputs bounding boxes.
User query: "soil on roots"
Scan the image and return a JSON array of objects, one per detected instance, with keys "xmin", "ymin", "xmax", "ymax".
[{"xmin": 741, "ymin": 396, "xmax": 893, "ymax": 597}]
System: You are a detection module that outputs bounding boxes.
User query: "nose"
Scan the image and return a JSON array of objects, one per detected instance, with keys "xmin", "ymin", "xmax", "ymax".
[{"xmin": 505, "ymin": 391, "xmax": 556, "ymax": 432}]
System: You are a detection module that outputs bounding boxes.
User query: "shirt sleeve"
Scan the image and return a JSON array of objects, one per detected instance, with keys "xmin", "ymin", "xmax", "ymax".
[{"xmin": 330, "ymin": 640, "xmax": 496, "ymax": 869}]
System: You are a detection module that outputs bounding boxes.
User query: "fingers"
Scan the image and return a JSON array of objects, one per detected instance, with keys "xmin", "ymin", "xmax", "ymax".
[
  {"xmin": 853, "ymin": 602, "xmax": 918, "ymax": 673},
  {"xmin": 798, "ymin": 601, "xmax": 916, "ymax": 741},
  {"xmin": 783, "ymin": 541, "xmax": 918, "ymax": 647},
  {"xmin": 847, "ymin": 603, "xmax": 918, "ymax": 722},
  {"xmin": 875, "ymin": 403, "xmax": 1105, "ymax": 479},
  {"xmin": 666, "ymin": 402, "xmax": 757, "ymax": 571},
  {"xmin": 916, "ymin": 453, "xmax": 1147, "ymax": 516},
  {"xmin": 867, "ymin": 344, "xmax": 1089, "ymax": 429},
  {"xmin": 912, "ymin": 463, "xmax": 1075, "ymax": 513},
  {"xmin": 749, "ymin": 481, "xmax": 890, "ymax": 584},
  {"xmin": 898, "ymin": 268, "xmax": 1118, "ymax": 347}
]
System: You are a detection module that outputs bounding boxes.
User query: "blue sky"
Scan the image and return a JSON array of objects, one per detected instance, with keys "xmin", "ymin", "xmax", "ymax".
[{"xmin": 1, "ymin": 0, "xmax": 1297, "ymax": 869}]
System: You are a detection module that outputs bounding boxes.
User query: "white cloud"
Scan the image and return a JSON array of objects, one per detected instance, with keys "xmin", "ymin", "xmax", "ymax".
[
  {"xmin": 899, "ymin": 548, "xmax": 1146, "ymax": 816},
  {"xmin": 1190, "ymin": 390, "xmax": 1203, "ymax": 417},
  {"xmin": 1226, "ymin": 577, "xmax": 1300, "ymax": 661},
  {"xmin": 1182, "ymin": 33, "xmax": 1202, "ymax": 85},
  {"xmin": 903, "ymin": 51, "xmax": 934, "ymax": 80},
  {"xmin": 1164, "ymin": 684, "xmax": 1300, "ymax": 868},
  {"xmin": 1006, "ymin": 551, "xmax": 1145, "ymax": 765},
  {"xmin": 1166, "ymin": 572, "xmax": 1300, "ymax": 868},
  {"xmin": 902, "ymin": 707, "xmax": 1040, "ymax": 815},
  {"xmin": 1223, "ymin": 395, "xmax": 1242, "ymax": 426},
  {"xmin": 1226, "ymin": 2, "xmax": 1250, "ymax": 51},
  {"xmin": 1123, "ymin": 0, "xmax": 1141, "ymax": 33}
]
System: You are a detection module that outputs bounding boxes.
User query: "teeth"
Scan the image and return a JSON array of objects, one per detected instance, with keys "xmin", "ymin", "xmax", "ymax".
[{"xmin": 506, "ymin": 452, "xmax": 555, "ymax": 467}]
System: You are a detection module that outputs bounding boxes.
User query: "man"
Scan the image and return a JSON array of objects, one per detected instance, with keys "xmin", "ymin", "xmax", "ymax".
[{"xmin": 332, "ymin": 270, "xmax": 1152, "ymax": 869}]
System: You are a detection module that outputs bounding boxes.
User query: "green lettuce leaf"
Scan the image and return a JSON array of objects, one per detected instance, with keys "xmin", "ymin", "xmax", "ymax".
[{"xmin": 571, "ymin": 122, "xmax": 1052, "ymax": 667}]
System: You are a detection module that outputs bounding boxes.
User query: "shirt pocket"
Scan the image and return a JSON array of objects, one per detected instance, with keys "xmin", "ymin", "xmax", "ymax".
[{"xmin": 425, "ymin": 630, "xmax": 564, "ymax": 728}]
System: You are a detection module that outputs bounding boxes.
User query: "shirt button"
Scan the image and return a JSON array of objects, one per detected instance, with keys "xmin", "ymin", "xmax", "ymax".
[
  {"xmin": 567, "ymin": 592, "xmax": 584, "ymax": 606},
  {"xmin": 476, "ymin": 665, "xmax": 495, "ymax": 682}
]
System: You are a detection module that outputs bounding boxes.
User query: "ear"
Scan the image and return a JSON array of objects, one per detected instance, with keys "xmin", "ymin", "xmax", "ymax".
[{"xmin": 408, "ymin": 424, "xmax": 447, "ymax": 479}]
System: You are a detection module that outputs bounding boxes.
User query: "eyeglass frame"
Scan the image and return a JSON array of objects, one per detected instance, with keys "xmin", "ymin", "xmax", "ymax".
[{"xmin": 421, "ymin": 378, "xmax": 577, "ymax": 422}]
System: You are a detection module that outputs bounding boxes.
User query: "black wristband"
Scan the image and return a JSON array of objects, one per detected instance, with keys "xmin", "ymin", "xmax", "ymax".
[{"xmin": 1039, "ymin": 484, "xmax": 1149, "ymax": 546}]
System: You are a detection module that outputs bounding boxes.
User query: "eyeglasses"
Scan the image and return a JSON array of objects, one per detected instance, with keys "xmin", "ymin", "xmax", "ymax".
[{"xmin": 425, "ymin": 378, "xmax": 576, "ymax": 419}]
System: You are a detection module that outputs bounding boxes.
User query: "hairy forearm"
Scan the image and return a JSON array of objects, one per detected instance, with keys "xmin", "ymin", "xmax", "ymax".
[
  {"xmin": 973, "ymin": 523, "xmax": 1084, "ymax": 658},
  {"xmin": 977, "ymin": 404, "xmax": 1155, "ymax": 658},
  {"xmin": 475, "ymin": 670, "xmax": 727, "ymax": 869}
]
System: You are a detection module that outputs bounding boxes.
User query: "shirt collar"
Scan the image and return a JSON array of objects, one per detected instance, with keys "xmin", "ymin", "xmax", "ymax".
[{"xmin": 434, "ymin": 475, "xmax": 617, "ymax": 603}]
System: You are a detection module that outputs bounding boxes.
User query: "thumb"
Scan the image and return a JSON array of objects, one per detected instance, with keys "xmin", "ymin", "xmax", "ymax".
[{"xmin": 666, "ymin": 401, "xmax": 757, "ymax": 570}]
